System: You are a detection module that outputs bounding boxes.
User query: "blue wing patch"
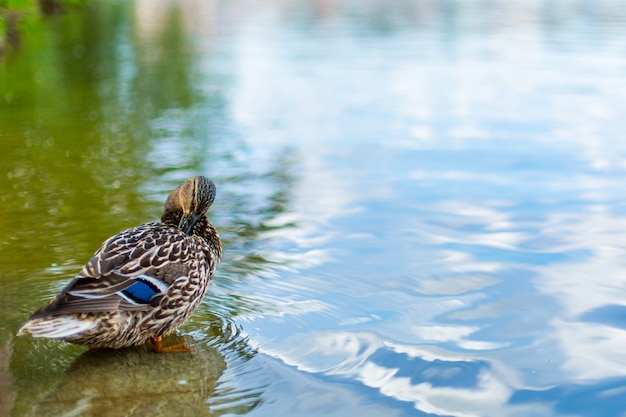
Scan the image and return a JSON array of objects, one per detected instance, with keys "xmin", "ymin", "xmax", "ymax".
[{"xmin": 121, "ymin": 280, "xmax": 159, "ymax": 304}]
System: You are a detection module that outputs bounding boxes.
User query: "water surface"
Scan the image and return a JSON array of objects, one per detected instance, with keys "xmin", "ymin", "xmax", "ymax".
[{"xmin": 2, "ymin": 1, "xmax": 626, "ymax": 416}]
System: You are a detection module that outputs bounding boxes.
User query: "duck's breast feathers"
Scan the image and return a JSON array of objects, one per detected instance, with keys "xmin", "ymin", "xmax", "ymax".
[{"xmin": 29, "ymin": 223, "xmax": 202, "ymax": 319}]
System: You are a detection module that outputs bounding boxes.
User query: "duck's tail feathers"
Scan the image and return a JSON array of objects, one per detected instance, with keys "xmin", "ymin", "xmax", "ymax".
[{"xmin": 17, "ymin": 316, "xmax": 96, "ymax": 339}]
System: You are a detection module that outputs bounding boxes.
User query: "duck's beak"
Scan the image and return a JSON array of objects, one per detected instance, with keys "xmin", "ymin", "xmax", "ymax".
[{"xmin": 179, "ymin": 213, "xmax": 200, "ymax": 235}]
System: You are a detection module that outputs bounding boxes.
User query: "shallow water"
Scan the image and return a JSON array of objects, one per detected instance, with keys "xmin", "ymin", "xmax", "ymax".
[{"xmin": 2, "ymin": 0, "xmax": 626, "ymax": 416}]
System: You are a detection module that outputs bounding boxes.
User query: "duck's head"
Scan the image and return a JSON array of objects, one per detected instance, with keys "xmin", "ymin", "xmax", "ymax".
[{"xmin": 162, "ymin": 176, "xmax": 216, "ymax": 234}]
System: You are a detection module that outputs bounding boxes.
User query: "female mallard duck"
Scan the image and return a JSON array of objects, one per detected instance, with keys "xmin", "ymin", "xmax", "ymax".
[{"xmin": 18, "ymin": 176, "xmax": 222, "ymax": 352}]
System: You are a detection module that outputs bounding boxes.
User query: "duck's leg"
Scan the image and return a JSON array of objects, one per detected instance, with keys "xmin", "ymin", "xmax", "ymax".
[{"xmin": 150, "ymin": 335, "xmax": 195, "ymax": 353}]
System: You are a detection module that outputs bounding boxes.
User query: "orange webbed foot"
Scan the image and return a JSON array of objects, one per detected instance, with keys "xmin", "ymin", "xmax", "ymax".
[{"xmin": 150, "ymin": 335, "xmax": 196, "ymax": 353}]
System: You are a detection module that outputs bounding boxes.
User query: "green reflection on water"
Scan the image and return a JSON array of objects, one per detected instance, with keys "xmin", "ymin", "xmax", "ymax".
[
  {"xmin": 0, "ymin": 1, "xmax": 296, "ymax": 415},
  {"xmin": 14, "ymin": 339, "xmax": 226, "ymax": 417}
]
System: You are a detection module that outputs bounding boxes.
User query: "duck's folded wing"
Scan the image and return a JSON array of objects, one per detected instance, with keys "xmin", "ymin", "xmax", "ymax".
[
  {"xmin": 29, "ymin": 225, "xmax": 192, "ymax": 319},
  {"xmin": 29, "ymin": 274, "xmax": 171, "ymax": 318}
]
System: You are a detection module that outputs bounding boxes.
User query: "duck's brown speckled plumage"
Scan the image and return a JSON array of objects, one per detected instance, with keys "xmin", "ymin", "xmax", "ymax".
[{"xmin": 18, "ymin": 176, "xmax": 221, "ymax": 350}]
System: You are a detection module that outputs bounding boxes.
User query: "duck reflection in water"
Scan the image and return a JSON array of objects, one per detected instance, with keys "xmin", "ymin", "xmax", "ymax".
[{"xmin": 25, "ymin": 337, "xmax": 226, "ymax": 417}]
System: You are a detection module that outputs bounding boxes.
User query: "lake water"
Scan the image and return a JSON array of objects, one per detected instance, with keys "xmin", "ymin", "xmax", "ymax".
[{"xmin": 2, "ymin": 1, "xmax": 626, "ymax": 416}]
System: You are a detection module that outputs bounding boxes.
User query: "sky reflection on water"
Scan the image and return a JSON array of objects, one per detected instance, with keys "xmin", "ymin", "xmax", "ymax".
[
  {"xmin": 3, "ymin": 0, "xmax": 626, "ymax": 416},
  {"xmin": 217, "ymin": 1, "xmax": 626, "ymax": 416}
]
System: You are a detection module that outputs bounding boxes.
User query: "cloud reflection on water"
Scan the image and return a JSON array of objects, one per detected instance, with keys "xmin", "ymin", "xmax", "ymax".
[
  {"xmin": 533, "ymin": 208, "xmax": 626, "ymax": 382},
  {"xmin": 255, "ymin": 331, "xmax": 526, "ymax": 417},
  {"xmin": 217, "ymin": 2, "xmax": 626, "ymax": 413}
]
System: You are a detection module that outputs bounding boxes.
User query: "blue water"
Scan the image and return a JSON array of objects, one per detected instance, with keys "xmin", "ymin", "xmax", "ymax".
[
  {"xmin": 4, "ymin": 1, "xmax": 626, "ymax": 416},
  {"xmin": 208, "ymin": 2, "xmax": 626, "ymax": 416}
]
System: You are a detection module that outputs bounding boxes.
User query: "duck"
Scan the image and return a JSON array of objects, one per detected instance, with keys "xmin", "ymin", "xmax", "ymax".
[{"xmin": 18, "ymin": 176, "xmax": 222, "ymax": 352}]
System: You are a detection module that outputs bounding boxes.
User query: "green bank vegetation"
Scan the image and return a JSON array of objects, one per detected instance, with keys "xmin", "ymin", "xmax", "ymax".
[{"xmin": 0, "ymin": 0, "xmax": 88, "ymax": 58}]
